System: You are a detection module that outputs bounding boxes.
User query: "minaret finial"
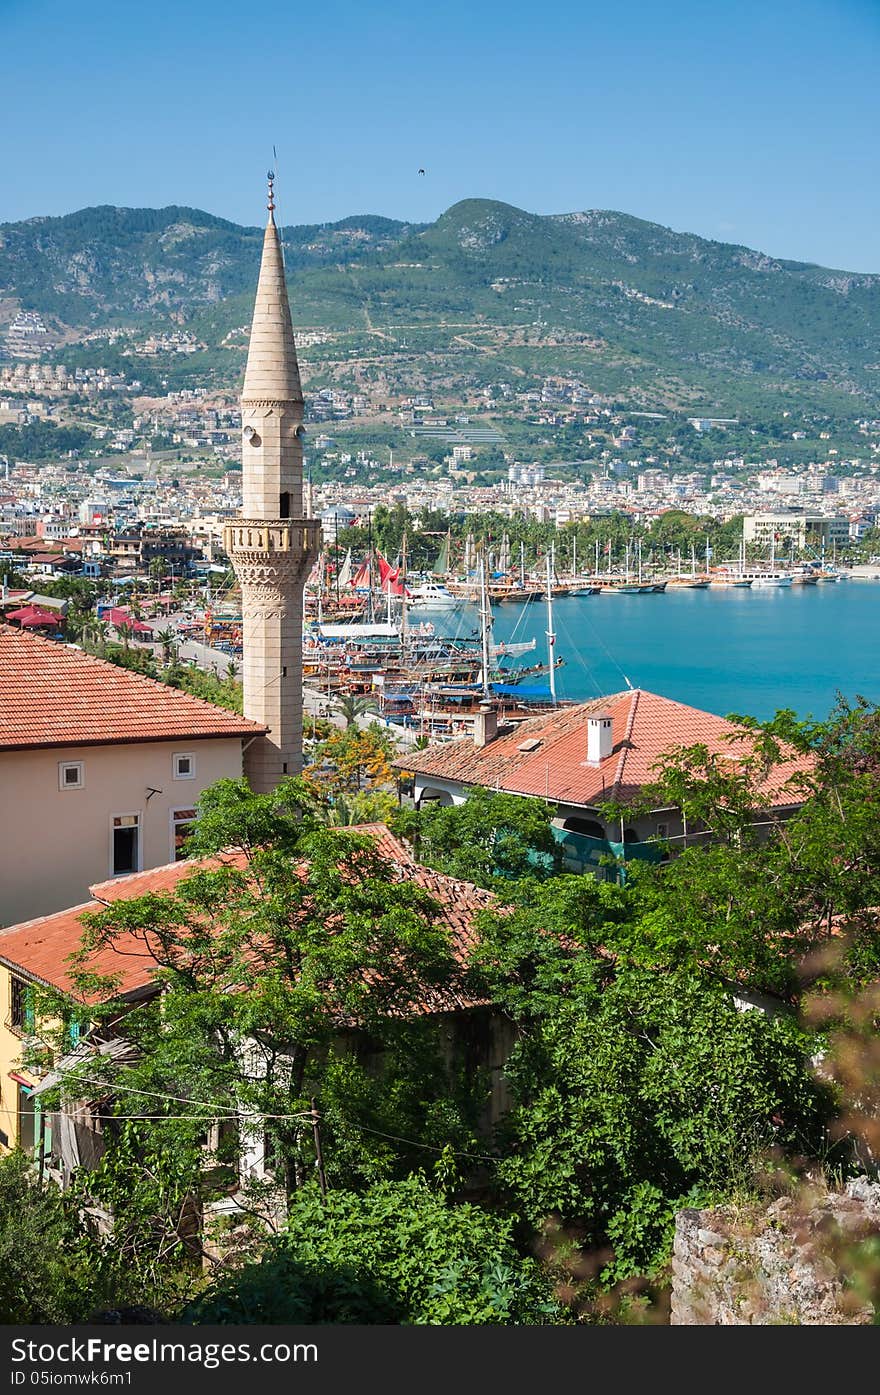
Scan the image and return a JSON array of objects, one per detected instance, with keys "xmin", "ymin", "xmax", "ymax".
[{"xmin": 267, "ymin": 168, "xmax": 275, "ymax": 214}]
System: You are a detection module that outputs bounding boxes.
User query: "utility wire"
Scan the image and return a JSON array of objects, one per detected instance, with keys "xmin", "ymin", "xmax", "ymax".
[{"xmin": 48, "ymin": 1070, "xmax": 497, "ymax": 1162}]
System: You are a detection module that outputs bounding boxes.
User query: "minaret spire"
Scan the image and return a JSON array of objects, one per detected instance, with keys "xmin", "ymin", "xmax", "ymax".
[{"xmin": 223, "ymin": 175, "xmax": 320, "ymax": 793}]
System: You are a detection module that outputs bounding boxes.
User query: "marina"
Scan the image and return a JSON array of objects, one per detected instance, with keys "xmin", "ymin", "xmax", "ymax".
[{"xmin": 483, "ymin": 578, "xmax": 880, "ymax": 720}]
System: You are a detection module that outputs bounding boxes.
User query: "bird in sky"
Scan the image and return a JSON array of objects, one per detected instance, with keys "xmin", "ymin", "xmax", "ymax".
[{"xmin": 418, "ymin": 168, "xmax": 426, "ymax": 176}]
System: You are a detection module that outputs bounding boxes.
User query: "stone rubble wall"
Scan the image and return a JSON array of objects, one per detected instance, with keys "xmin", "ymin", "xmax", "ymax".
[{"xmin": 671, "ymin": 1178, "xmax": 880, "ymax": 1324}]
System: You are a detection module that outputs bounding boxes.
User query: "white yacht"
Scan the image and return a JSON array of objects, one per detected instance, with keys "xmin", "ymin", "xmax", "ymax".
[
  {"xmin": 406, "ymin": 582, "xmax": 464, "ymax": 611},
  {"xmin": 739, "ymin": 571, "xmax": 794, "ymax": 588}
]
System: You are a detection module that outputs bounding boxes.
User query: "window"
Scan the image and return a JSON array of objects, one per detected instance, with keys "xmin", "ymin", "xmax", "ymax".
[
  {"xmin": 655, "ymin": 822, "xmax": 669, "ymax": 840},
  {"xmin": 9, "ymin": 975, "xmax": 30, "ymax": 1032},
  {"xmin": 112, "ymin": 814, "xmax": 140, "ymax": 876},
  {"xmin": 173, "ymin": 752, "xmax": 195, "ymax": 780},
  {"xmin": 172, "ymin": 808, "xmax": 197, "ymax": 861},
  {"xmin": 58, "ymin": 761, "xmax": 84, "ymax": 790}
]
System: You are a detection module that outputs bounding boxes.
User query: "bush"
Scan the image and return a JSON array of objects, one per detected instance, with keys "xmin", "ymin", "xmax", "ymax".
[{"xmin": 186, "ymin": 1178, "xmax": 564, "ymax": 1324}]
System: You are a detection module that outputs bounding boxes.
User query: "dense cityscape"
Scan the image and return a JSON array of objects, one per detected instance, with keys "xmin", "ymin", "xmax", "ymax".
[{"xmin": 2, "ymin": 0, "xmax": 880, "ymax": 1346}]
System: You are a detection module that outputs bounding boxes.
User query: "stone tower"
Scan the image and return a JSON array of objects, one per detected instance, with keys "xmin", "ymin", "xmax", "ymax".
[{"xmin": 223, "ymin": 175, "xmax": 320, "ymax": 792}]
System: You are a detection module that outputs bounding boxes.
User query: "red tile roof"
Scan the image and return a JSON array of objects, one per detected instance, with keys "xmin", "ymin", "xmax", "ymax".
[
  {"xmin": 0, "ymin": 901, "xmax": 157, "ymax": 998},
  {"xmin": 394, "ymin": 689, "xmax": 812, "ymax": 809},
  {"xmin": 0, "ymin": 826, "xmax": 492, "ymax": 1013},
  {"xmin": 87, "ymin": 826, "xmax": 416, "ymax": 905},
  {"xmin": 0, "ymin": 625, "xmax": 265, "ymax": 750}
]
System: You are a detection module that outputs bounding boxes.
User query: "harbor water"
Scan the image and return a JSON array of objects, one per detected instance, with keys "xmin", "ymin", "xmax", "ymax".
[{"xmin": 427, "ymin": 581, "xmax": 880, "ymax": 722}]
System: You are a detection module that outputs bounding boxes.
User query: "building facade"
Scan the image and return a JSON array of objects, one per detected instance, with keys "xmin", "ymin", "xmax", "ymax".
[
  {"xmin": 0, "ymin": 626, "xmax": 265, "ymax": 925},
  {"xmin": 742, "ymin": 511, "xmax": 850, "ymax": 550}
]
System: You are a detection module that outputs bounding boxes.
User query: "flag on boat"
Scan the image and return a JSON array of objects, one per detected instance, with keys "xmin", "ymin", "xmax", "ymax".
[{"xmin": 376, "ymin": 553, "xmax": 410, "ymax": 597}]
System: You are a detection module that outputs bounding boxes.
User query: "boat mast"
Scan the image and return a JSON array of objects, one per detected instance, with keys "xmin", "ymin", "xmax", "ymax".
[
  {"xmin": 479, "ymin": 551, "xmax": 492, "ymax": 698},
  {"xmin": 334, "ymin": 516, "xmax": 340, "ymax": 607},
  {"xmin": 595, "ymin": 538, "xmax": 599, "ymax": 577},
  {"xmin": 572, "ymin": 533, "xmax": 577, "ymax": 581},
  {"xmin": 401, "ymin": 531, "xmax": 409, "ymax": 655},
  {"xmin": 545, "ymin": 550, "xmax": 557, "ymax": 707},
  {"xmin": 367, "ymin": 511, "xmax": 375, "ymax": 623},
  {"xmin": 520, "ymin": 540, "xmax": 525, "ymax": 588}
]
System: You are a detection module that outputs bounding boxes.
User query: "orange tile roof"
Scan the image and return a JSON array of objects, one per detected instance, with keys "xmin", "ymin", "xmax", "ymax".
[
  {"xmin": 0, "ymin": 902, "xmax": 158, "ymax": 998},
  {"xmin": 0, "ymin": 827, "xmax": 492, "ymax": 1014},
  {"xmin": 87, "ymin": 826, "xmax": 417, "ymax": 905},
  {"xmin": 0, "ymin": 625, "xmax": 265, "ymax": 750},
  {"xmin": 394, "ymin": 689, "xmax": 812, "ymax": 809}
]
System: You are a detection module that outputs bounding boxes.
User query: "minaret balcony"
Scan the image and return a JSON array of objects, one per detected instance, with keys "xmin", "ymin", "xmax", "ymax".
[{"xmin": 223, "ymin": 518, "xmax": 321, "ymax": 561}]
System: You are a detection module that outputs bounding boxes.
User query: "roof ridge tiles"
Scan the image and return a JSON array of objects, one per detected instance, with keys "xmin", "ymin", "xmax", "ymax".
[
  {"xmin": 611, "ymin": 688, "xmax": 640, "ymax": 801},
  {"xmin": 0, "ymin": 901, "xmax": 100, "ymax": 937}
]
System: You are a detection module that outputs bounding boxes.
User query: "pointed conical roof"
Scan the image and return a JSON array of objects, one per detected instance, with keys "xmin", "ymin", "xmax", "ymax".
[{"xmin": 242, "ymin": 208, "xmax": 303, "ymax": 405}]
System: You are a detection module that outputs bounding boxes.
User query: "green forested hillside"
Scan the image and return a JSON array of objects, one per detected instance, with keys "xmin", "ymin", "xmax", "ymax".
[{"xmin": 2, "ymin": 197, "xmax": 879, "ymax": 409}]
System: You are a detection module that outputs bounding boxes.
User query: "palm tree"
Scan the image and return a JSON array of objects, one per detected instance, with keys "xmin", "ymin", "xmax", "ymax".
[
  {"xmin": 336, "ymin": 695, "xmax": 378, "ymax": 728},
  {"xmin": 82, "ymin": 617, "xmax": 109, "ymax": 653},
  {"xmin": 116, "ymin": 621, "xmax": 134, "ymax": 651},
  {"xmin": 156, "ymin": 628, "xmax": 177, "ymax": 665},
  {"xmin": 226, "ymin": 661, "xmax": 239, "ymax": 680}
]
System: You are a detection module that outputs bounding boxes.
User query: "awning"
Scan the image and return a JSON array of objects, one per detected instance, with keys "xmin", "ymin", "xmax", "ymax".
[{"xmin": 5, "ymin": 606, "xmax": 61, "ymax": 628}]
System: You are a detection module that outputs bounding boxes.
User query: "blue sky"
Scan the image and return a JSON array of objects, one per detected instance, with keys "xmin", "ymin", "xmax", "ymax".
[{"xmin": 3, "ymin": 0, "xmax": 879, "ymax": 270}]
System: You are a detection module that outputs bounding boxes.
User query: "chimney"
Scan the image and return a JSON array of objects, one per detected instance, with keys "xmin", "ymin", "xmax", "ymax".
[
  {"xmin": 586, "ymin": 712, "xmax": 613, "ymax": 764},
  {"xmin": 473, "ymin": 701, "xmax": 499, "ymax": 749}
]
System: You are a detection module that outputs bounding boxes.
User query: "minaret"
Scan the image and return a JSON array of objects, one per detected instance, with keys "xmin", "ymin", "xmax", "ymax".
[{"xmin": 224, "ymin": 173, "xmax": 320, "ymax": 792}]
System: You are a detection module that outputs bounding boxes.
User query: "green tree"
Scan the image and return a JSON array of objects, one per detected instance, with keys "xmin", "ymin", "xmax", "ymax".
[
  {"xmin": 336, "ymin": 694, "xmax": 378, "ymax": 728},
  {"xmin": 392, "ymin": 786, "xmax": 561, "ymax": 888},
  {"xmin": 156, "ymin": 628, "xmax": 177, "ymax": 665},
  {"xmin": 66, "ymin": 780, "xmax": 471, "ymax": 1206},
  {"xmin": 473, "ymin": 888, "xmax": 836, "ymax": 1280}
]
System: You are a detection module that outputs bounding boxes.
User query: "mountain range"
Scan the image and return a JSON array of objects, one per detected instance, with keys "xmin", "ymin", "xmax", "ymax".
[{"xmin": 2, "ymin": 198, "xmax": 879, "ymax": 411}]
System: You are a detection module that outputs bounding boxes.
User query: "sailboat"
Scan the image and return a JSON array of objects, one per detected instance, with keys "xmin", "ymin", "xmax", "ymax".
[
  {"xmin": 666, "ymin": 543, "xmax": 710, "ymax": 588},
  {"xmin": 599, "ymin": 539, "xmax": 654, "ymax": 593},
  {"xmin": 545, "ymin": 550, "xmax": 558, "ymax": 707},
  {"xmin": 710, "ymin": 535, "xmax": 753, "ymax": 587}
]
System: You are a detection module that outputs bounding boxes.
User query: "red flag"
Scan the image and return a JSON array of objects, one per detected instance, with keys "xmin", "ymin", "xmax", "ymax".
[{"xmin": 376, "ymin": 554, "xmax": 410, "ymax": 596}]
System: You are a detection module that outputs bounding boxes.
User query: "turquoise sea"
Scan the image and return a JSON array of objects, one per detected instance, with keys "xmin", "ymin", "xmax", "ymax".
[{"xmin": 431, "ymin": 582, "xmax": 880, "ymax": 722}]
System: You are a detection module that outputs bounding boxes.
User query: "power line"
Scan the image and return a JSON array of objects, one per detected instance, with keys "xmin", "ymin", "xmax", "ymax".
[{"xmin": 49, "ymin": 1069, "xmax": 497, "ymax": 1162}]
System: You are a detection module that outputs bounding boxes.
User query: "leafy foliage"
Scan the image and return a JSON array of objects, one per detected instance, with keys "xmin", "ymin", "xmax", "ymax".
[
  {"xmin": 392, "ymin": 786, "xmax": 561, "ymax": 889},
  {"xmin": 186, "ymin": 1178, "xmax": 564, "ymax": 1324}
]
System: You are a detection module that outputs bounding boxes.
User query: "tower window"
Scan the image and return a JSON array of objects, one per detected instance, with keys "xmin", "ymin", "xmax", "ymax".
[{"xmin": 279, "ymin": 492, "xmax": 291, "ymax": 518}]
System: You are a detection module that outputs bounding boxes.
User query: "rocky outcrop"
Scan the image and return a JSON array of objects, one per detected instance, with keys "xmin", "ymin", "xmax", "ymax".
[{"xmin": 671, "ymin": 1178, "xmax": 880, "ymax": 1325}]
